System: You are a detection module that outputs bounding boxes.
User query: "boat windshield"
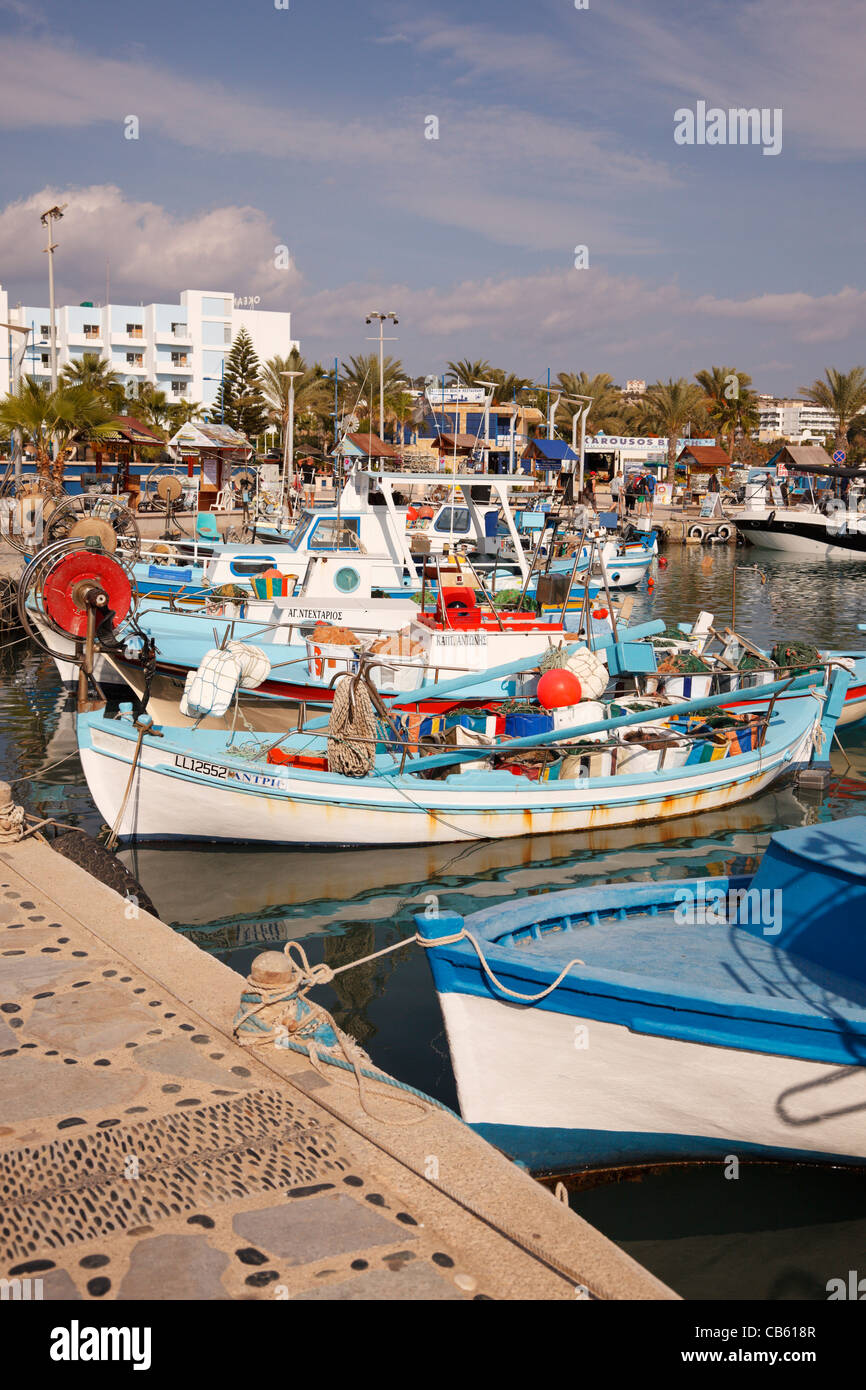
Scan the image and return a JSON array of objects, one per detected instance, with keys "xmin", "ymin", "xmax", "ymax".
[{"xmin": 285, "ymin": 510, "xmax": 313, "ymax": 549}]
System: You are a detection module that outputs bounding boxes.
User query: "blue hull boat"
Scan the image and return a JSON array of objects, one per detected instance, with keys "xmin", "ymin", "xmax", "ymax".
[{"xmin": 422, "ymin": 817, "xmax": 866, "ymax": 1173}]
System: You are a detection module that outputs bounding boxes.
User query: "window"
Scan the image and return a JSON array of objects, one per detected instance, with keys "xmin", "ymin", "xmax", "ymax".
[
  {"xmin": 171, "ymin": 381, "xmax": 188, "ymax": 396},
  {"xmin": 434, "ymin": 507, "xmax": 471, "ymax": 534},
  {"xmin": 171, "ymin": 322, "xmax": 188, "ymax": 337},
  {"xmin": 285, "ymin": 511, "xmax": 312, "ymax": 549},
  {"xmin": 309, "ymin": 517, "xmax": 361, "ymax": 550},
  {"xmin": 335, "ymin": 566, "xmax": 361, "ymax": 593},
  {"xmin": 126, "ymin": 352, "xmax": 143, "ymax": 366},
  {"xmin": 224, "ymin": 324, "xmax": 232, "ymax": 344},
  {"xmin": 171, "ymin": 352, "xmax": 188, "ymax": 366},
  {"xmin": 40, "ymin": 353, "xmax": 49, "ymax": 365},
  {"xmin": 40, "ymin": 324, "xmax": 50, "ymax": 337},
  {"xmin": 84, "ymin": 324, "xmax": 100, "ymax": 338},
  {"xmin": 228, "ymin": 558, "xmax": 278, "ymax": 577},
  {"xmin": 126, "ymin": 323, "xmax": 143, "ymax": 337}
]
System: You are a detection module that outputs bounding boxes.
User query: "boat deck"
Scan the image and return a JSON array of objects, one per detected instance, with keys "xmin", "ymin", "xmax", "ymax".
[{"xmin": 500, "ymin": 911, "xmax": 866, "ymax": 1020}]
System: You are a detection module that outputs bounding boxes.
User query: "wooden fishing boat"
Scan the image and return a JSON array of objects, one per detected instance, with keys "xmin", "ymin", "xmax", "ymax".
[
  {"xmin": 421, "ymin": 816, "xmax": 866, "ymax": 1171},
  {"xmin": 75, "ymin": 671, "xmax": 845, "ymax": 847}
]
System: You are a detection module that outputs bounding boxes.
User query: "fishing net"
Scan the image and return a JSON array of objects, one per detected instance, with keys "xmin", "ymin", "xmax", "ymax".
[
  {"xmin": 770, "ymin": 641, "xmax": 821, "ymax": 676},
  {"xmin": 650, "ymin": 623, "xmax": 690, "ymax": 646},
  {"xmin": 738, "ymin": 650, "xmax": 775, "ymax": 672},
  {"xmin": 493, "ymin": 588, "xmax": 537, "ymax": 612},
  {"xmin": 539, "ymin": 643, "xmax": 571, "ymax": 672},
  {"xmin": 656, "ymin": 652, "xmax": 710, "ymax": 674}
]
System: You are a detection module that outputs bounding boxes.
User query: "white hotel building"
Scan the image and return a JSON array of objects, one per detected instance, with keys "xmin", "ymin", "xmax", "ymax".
[
  {"xmin": 0, "ymin": 286, "xmax": 297, "ymax": 413},
  {"xmin": 756, "ymin": 395, "xmax": 838, "ymax": 444}
]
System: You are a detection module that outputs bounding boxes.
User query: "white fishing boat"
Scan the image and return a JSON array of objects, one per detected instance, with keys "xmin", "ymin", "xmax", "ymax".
[
  {"xmin": 422, "ymin": 816, "xmax": 866, "ymax": 1171},
  {"xmin": 75, "ymin": 670, "xmax": 846, "ymax": 847}
]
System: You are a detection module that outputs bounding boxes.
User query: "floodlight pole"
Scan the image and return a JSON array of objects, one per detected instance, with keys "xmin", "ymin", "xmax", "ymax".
[
  {"xmin": 365, "ymin": 310, "xmax": 398, "ymax": 469},
  {"xmin": 40, "ymin": 204, "xmax": 67, "ymax": 393}
]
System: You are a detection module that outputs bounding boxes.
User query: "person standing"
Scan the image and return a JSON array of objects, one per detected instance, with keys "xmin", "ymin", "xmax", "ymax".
[
  {"xmin": 644, "ymin": 468, "xmax": 656, "ymax": 521},
  {"xmin": 624, "ymin": 471, "xmax": 637, "ymax": 515},
  {"xmin": 609, "ymin": 471, "xmax": 622, "ymax": 516}
]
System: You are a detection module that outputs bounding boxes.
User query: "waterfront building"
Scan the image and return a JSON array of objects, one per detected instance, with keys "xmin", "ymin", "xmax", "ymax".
[
  {"xmin": 756, "ymin": 395, "xmax": 838, "ymax": 444},
  {"xmin": 0, "ymin": 284, "xmax": 297, "ymax": 414}
]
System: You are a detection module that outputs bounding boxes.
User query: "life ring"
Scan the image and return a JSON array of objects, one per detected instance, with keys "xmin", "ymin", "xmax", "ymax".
[
  {"xmin": 687, "ymin": 524, "xmax": 706, "ymax": 542},
  {"xmin": 311, "ymin": 645, "xmax": 324, "ymax": 679},
  {"xmin": 715, "ymin": 523, "xmax": 733, "ymax": 542}
]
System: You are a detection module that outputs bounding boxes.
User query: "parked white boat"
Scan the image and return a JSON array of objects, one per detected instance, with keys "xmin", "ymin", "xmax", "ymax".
[
  {"xmin": 75, "ymin": 671, "xmax": 845, "ymax": 847},
  {"xmin": 422, "ymin": 816, "xmax": 866, "ymax": 1171}
]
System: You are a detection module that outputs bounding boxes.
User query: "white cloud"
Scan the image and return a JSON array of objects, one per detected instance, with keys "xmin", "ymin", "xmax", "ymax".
[{"xmin": 0, "ymin": 186, "xmax": 301, "ymax": 304}]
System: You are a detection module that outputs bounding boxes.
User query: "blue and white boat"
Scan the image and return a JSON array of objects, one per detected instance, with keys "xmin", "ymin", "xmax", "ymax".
[
  {"xmin": 422, "ymin": 816, "xmax": 866, "ymax": 1172},
  {"xmin": 75, "ymin": 670, "xmax": 844, "ymax": 846}
]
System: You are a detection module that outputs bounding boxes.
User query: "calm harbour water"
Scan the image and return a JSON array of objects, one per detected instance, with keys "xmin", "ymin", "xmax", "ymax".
[{"xmin": 2, "ymin": 543, "xmax": 866, "ymax": 1300}]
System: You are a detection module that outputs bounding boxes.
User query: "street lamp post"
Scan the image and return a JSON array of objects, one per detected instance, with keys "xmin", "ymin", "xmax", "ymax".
[
  {"xmin": 566, "ymin": 394, "xmax": 593, "ymax": 497},
  {"xmin": 474, "ymin": 379, "xmax": 498, "ymax": 471},
  {"xmin": 365, "ymin": 310, "xmax": 398, "ymax": 467},
  {"xmin": 279, "ymin": 370, "xmax": 303, "ymax": 514},
  {"xmin": 40, "ymin": 204, "xmax": 67, "ymax": 393}
]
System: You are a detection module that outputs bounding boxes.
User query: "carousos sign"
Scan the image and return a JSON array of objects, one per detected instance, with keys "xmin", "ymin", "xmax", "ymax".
[{"xmin": 584, "ymin": 437, "xmax": 716, "ymax": 451}]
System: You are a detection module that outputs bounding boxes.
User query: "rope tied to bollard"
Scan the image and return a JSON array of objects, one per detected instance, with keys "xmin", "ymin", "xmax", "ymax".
[{"xmin": 233, "ymin": 926, "xmax": 587, "ymax": 1127}]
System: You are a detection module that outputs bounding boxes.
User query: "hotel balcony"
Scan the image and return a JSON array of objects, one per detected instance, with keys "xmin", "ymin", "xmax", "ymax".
[
  {"xmin": 67, "ymin": 331, "xmax": 104, "ymax": 347},
  {"xmin": 154, "ymin": 325, "xmax": 192, "ymax": 344},
  {"xmin": 156, "ymin": 360, "xmax": 193, "ymax": 374},
  {"xmin": 110, "ymin": 330, "xmax": 145, "ymax": 346}
]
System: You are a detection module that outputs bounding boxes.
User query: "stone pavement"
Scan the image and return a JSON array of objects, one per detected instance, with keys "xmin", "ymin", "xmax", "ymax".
[{"xmin": 0, "ymin": 834, "xmax": 676, "ymax": 1302}]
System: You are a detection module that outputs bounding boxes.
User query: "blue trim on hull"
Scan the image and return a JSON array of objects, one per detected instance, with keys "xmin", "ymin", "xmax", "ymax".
[{"xmin": 471, "ymin": 1122, "xmax": 866, "ymax": 1173}]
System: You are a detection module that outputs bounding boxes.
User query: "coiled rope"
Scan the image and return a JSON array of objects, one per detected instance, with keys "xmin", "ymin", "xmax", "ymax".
[{"xmin": 326, "ymin": 672, "xmax": 377, "ymax": 776}]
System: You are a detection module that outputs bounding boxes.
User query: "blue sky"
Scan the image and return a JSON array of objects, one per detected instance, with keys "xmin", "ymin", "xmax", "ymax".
[{"xmin": 0, "ymin": 0, "xmax": 865, "ymax": 391}]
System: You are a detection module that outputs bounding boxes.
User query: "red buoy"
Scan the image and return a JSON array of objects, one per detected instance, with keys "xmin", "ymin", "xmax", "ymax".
[
  {"xmin": 591, "ymin": 607, "xmax": 609, "ymax": 620},
  {"xmin": 537, "ymin": 668, "xmax": 582, "ymax": 709},
  {"xmin": 43, "ymin": 550, "xmax": 132, "ymax": 638},
  {"xmin": 658, "ymin": 556, "xmax": 669, "ymax": 568}
]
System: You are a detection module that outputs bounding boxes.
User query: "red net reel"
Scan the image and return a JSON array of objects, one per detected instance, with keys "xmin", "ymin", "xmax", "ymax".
[{"xmin": 43, "ymin": 550, "xmax": 132, "ymax": 638}]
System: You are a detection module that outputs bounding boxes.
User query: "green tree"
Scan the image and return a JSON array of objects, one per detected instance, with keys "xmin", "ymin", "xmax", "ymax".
[
  {"xmin": 445, "ymin": 358, "xmax": 493, "ymax": 388},
  {"xmin": 488, "ymin": 370, "xmax": 533, "ymax": 402},
  {"xmin": 124, "ymin": 383, "xmax": 172, "ymax": 435},
  {"xmin": 799, "ymin": 367, "xmax": 866, "ymax": 455},
  {"xmin": 211, "ymin": 327, "xmax": 268, "ymax": 437},
  {"xmin": 0, "ymin": 377, "xmax": 116, "ymax": 483},
  {"xmin": 60, "ymin": 353, "xmax": 122, "ymax": 402},
  {"xmin": 338, "ymin": 353, "xmax": 404, "ymax": 435},
  {"xmin": 638, "ymin": 378, "xmax": 707, "ymax": 482},
  {"xmin": 261, "ymin": 350, "xmax": 332, "ymax": 450},
  {"xmin": 166, "ymin": 399, "xmax": 205, "ymax": 431},
  {"xmin": 695, "ymin": 366, "xmax": 758, "ymax": 458},
  {"xmin": 554, "ymin": 371, "xmax": 626, "ymax": 437}
]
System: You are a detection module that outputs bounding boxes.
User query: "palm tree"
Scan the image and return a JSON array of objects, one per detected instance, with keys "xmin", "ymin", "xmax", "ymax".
[
  {"xmin": 638, "ymin": 378, "xmax": 707, "ymax": 482},
  {"xmin": 554, "ymin": 371, "xmax": 625, "ymax": 437},
  {"xmin": 695, "ymin": 366, "xmax": 759, "ymax": 457},
  {"xmin": 338, "ymin": 353, "xmax": 404, "ymax": 436},
  {"xmin": 166, "ymin": 399, "xmax": 204, "ymax": 431},
  {"xmin": 60, "ymin": 353, "xmax": 122, "ymax": 402},
  {"xmin": 261, "ymin": 351, "xmax": 332, "ymax": 449},
  {"xmin": 0, "ymin": 377, "xmax": 117, "ymax": 483},
  {"xmin": 488, "ymin": 369, "xmax": 533, "ymax": 402},
  {"xmin": 445, "ymin": 359, "xmax": 493, "ymax": 388},
  {"xmin": 799, "ymin": 367, "xmax": 866, "ymax": 454},
  {"xmin": 126, "ymin": 384, "xmax": 172, "ymax": 435}
]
